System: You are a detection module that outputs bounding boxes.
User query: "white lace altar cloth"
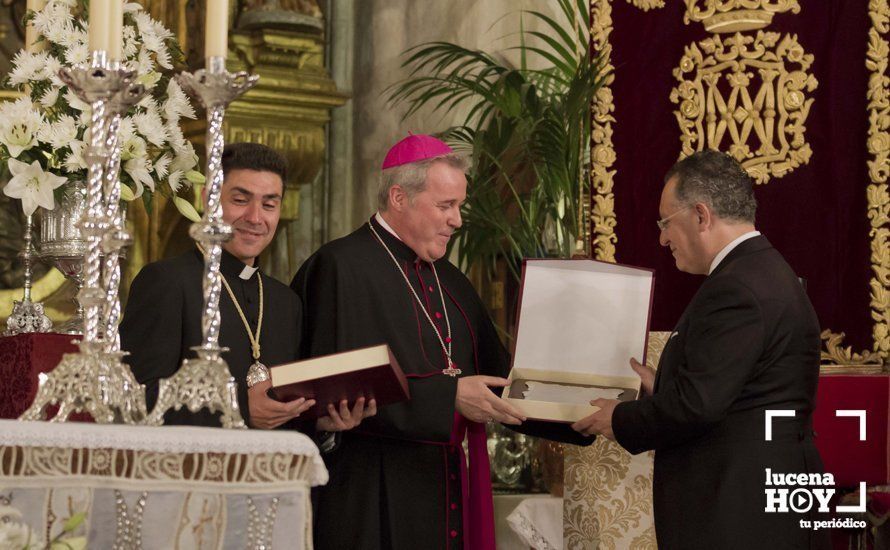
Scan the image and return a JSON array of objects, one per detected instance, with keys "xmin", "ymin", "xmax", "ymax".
[
  {"xmin": 506, "ymin": 495, "xmax": 563, "ymax": 550},
  {"xmin": 0, "ymin": 420, "xmax": 327, "ymax": 549}
]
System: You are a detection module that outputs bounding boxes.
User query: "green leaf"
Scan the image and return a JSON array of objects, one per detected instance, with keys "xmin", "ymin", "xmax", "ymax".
[
  {"xmin": 385, "ymin": 1, "xmax": 601, "ymax": 277},
  {"xmin": 51, "ymin": 537, "xmax": 88, "ymax": 550},
  {"xmin": 63, "ymin": 512, "xmax": 86, "ymax": 532}
]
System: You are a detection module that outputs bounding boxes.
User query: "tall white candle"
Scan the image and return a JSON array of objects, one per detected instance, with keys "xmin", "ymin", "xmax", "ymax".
[
  {"xmin": 24, "ymin": 0, "xmax": 47, "ymax": 52},
  {"xmin": 205, "ymin": 0, "xmax": 229, "ymax": 59},
  {"xmin": 88, "ymin": 0, "xmax": 112, "ymax": 53},
  {"xmin": 108, "ymin": 0, "xmax": 123, "ymax": 60}
]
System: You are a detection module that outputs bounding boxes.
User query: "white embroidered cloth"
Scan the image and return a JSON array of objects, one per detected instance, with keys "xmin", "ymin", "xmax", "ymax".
[
  {"xmin": 0, "ymin": 420, "xmax": 328, "ymax": 486},
  {"xmin": 507, "ymin": 495, "xmax": 563, "ymax": 550},
  {"xmin": 0, "ymin": 420, "xmax": 327, "ymax": 549},
  {"xmin": 506, "ymin": 495, "xmax": 563, "ymax": 550}
]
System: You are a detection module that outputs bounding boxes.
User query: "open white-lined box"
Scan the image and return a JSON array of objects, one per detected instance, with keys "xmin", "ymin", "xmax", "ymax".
[{"xmin": 502, "ymin": 259, "xmax": 655, "ymax": 423}]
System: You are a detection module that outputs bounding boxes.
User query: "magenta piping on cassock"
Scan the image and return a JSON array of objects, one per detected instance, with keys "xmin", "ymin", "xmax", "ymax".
[{"xmin": 446, "ymin": 285, "xmax": 495, "ymax": 550}]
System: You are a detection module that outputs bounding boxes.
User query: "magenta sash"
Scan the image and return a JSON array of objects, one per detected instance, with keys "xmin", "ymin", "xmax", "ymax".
[{"xmin": 451, "ymin": 412, "xmax": 495, "ymax": 550}]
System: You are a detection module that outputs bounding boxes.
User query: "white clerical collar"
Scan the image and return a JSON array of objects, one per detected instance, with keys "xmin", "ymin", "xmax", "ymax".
[
  {"xmin": 708, "ymin": 230, "xmax": 761, "ymax": 275},
  {"xmin": 374, "ymin": 212, "xmax": 403, "ymax": 242},
  {"xmin": 239, "ymin": 264, "xmax": 259, "ymax": 280}
]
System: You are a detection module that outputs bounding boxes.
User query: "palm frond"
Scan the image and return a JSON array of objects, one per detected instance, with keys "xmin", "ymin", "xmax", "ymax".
[{"xmin": 386, "ymin": 2, "xmax": 607, "ymax": 279}]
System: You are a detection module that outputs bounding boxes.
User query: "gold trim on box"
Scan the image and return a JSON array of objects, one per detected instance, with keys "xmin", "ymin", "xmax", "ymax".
[{"xmin": 590, "ymin": 0, "xmax": 618, "ymax": 263}]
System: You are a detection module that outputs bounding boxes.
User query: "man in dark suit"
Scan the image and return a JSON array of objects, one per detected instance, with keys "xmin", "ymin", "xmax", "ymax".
[
  {"xmin": 572, "ymin": 150, "xmax": 830, "ymax": 549},
  {"xmin": 120, "ymin": 142, "xmax": 372, "ymax": 433}
]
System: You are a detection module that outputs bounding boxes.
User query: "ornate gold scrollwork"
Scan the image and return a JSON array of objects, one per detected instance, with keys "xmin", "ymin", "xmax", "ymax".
[
  {"xmin": 819, "ymin": 330, "xmax": 885, "ymax": 373},
  {"xmin": 628, "ymin": 0, "xmax": 665, "ymax": 11},
  {"xmin": 671, "ymin": 31, "xmax": 817, "ymax": 184},
  {"xmin": 866, "ymin": 0, "xmax": 890, "ymax": 362},
  {"xmin": 684, "ymin": 0, "xmax": 800, "ymax": 33},
  {"xmin": 590, "ymin": 1, "xmax": 618, "ymax": 263}
]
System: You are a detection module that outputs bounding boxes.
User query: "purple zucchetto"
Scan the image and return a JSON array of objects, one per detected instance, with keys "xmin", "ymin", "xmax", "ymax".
[{"xmin": 381, "ymin": 133, "xmax": 453, "ymax": 170}]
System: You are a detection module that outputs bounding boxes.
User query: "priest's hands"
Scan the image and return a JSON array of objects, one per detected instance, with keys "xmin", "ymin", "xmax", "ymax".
[
  {"xmin": 248, "ymin": 379, "xmax": 316, "ymax": 429},
  {"xmin": 455, "ymin": 375, "xmax": 526, "ymax": 425},
  {"xmin": 315, "ymin": 397, "xmax": 377, "ymax": 432},
  {"xmin": 571, "ymin": 398, "xmax": 618, "ymax": 440},
  {"xmin": 630, "ymin": 357, "xmax": 656, "ymax": 396}
]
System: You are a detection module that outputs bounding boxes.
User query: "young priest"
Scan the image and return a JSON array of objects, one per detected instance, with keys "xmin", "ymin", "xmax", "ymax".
[{"xmin": 120, "ymin": 142, "xmax": 374, "ymax": 432}]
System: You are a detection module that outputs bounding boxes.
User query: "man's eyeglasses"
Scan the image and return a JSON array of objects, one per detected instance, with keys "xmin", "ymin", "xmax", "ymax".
[{"xmin": 656, "ymin": 205, "xmax": 692, "ymax": 231}]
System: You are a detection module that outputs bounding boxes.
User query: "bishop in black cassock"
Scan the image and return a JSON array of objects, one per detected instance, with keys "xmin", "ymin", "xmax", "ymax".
[{"xmin": 292, "ymin": 134, "xmax": 590, "ymax": 550}]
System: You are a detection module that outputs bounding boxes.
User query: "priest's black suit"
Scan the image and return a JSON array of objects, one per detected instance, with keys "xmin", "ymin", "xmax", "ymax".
[
  {"xmin": 291, "ymin": 217, "xmax": 590, "ymax": 550},
  {"xmin": 612, "ymin": 236, "xmax": 830, "ymax": 550},
  {"xmin": 120, "ymin": 248, "xmax": 302, "ymax": 427}
]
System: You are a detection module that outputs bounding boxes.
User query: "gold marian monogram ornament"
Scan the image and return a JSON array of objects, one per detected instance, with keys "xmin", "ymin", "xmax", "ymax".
[
  {"xmin": 671, "ymin": 30, "xmax": 817, "ymax": 184},
  {"xmin": 672, "ymin": 0, "xmax": 816, "ymax": 185}
]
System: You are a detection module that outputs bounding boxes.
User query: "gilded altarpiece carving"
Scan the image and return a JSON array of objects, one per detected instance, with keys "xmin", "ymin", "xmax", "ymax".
[
  {"xmin": 0, "ymin": 0, "xmax": 347, "ymax": 324},
  {"xmin": 136, "ymin": 0, "xmax": 346, "ymax": 283}
]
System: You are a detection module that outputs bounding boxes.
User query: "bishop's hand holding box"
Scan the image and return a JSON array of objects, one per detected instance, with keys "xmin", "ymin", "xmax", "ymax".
[
  {"xmin": 270, "ymin": 344, "xmax": 410, "ymax": 420},
  {"xmin": 501, "ymin": 259, "xmax": 655, "ymax": 423}
]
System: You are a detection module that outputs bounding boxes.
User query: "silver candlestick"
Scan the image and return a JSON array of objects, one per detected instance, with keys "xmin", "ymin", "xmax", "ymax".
[
  {"xmin": 144, "ymin": 56, "xmax": 258, "ymax": 428},
  {"xmin": 5, "ymin": 212, "xmax": 53, "ymax": 335},
  {"xmin": 21, "ymin": 52, "xmax": 146, "ymax": 424},
  {"xmin": 101, "ymin": 78, "xmax": 146, "ymax": 353}
]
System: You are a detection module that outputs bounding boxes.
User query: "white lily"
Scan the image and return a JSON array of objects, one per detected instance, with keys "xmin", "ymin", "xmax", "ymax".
[
  {"xmin": 120, "ymin": 134, "xmax": 147, "ymax": 162},
  {"xmin": 124, "ymin": 157, "xmax": 155, "ymax": 196},
  {"xmin": 8, "ymin": 0, "xmax": 195, "ymax": 217},
  {"xmin": 3, "ymin": 158, "xmax": 68, "ymax": 215},
  {"xmin": 0, "ymin": 98, "xmax": 44, "ymax": 158}
]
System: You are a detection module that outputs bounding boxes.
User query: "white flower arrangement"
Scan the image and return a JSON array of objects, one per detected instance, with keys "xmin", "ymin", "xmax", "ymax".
[{"xmin": 1, "ymin": 0, "xmax": 202, "ymax": 221}]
